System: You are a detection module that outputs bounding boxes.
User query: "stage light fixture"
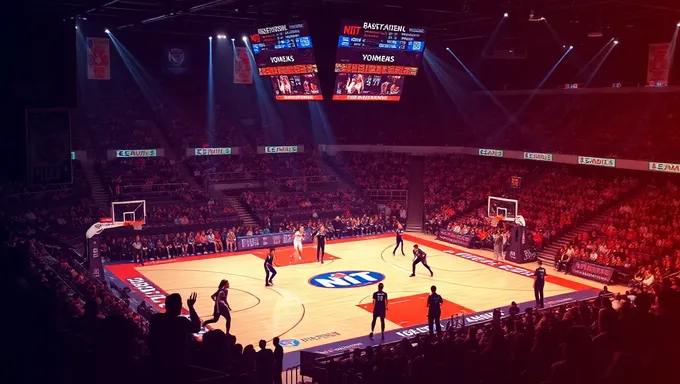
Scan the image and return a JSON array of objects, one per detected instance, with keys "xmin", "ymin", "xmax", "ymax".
[
  {"xmin": 242, "ymin": 36, "xmax": 248, "ymax": 42},
  {"xmin": 104, "ymin": 29, "xmax": 110, "ymax": 34},
  {"xmin": 503, "ymin": 13, "xmax": 509, "ymax": 18},
  {"xmin": 569, "ymin": 45, "xmax": 574, "ymax": 50},
  {"xmin": 540, "ymin": 17, "xmax": 545, "ymax": 21},
  {"xmin": 613, "ymin": 40, "xmax": 619, "ymax": 45},
  {"xmin": 231, "ymin": 38, "xmax": 235, "ymax": 42},
  {"xmin": 677, "ymin": 22, "xmax": 680, "ymax": 27},
  {"xmin": 209, "ymin": 36, "xmax": 212, "ymax": 40}
]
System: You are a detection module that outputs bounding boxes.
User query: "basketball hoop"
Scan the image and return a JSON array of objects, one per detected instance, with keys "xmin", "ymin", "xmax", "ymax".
[{"xmin": 125, "ymin": 220, "xmax": 144, "ymax": 231}]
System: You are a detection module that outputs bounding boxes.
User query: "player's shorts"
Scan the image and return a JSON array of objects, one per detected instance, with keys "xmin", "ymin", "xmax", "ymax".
[
  {"xmin": 294, "ymin": 241, "xmax": 303, "ymax": 249},
  {"xmin": 373, "ymin": 310, "xmax": 386, "ymax": 318}
]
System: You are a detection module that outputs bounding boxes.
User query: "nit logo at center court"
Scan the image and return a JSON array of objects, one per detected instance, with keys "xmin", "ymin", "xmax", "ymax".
[{"xmin": 308, "ymin": 271, "xmax": 385, "ymax": 288}]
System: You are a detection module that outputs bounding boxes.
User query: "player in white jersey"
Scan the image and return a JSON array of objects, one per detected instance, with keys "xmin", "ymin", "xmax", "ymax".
[{"xmin": 293, "ymin": 226, "xmax": 304, "ymax": 260}]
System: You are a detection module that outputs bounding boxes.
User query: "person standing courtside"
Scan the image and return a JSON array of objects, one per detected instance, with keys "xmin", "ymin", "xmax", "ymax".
[
  {"xmin": 315, "ymin": 225, "xmax": 327, "ymax": 263},
  {"xmin": 411, "ymin": 244, "xmax": 434, "ymax": 277},
  {"xmin": 393, "ymin": 223, "xmax": 405, "ymax": 255},
  {"xmin": 264, "ymin": 248, "xmax": 277, "ymax": 286},
  {"xmin": 369, "ymin": 283, "xmax": 388, "ymax": 340},
  {"xmin": 427, "ymin": 285, "xmax": 443, "ymax": 335},
  {"xmin": 534, "ymin": 260, "xmax": 547, "ymax": 308}
]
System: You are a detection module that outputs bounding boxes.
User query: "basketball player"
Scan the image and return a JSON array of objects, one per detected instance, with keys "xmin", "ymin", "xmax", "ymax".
[
  {"xmin": 264, "ymin": 248, "xmax": 277, "ymax": 286},
  {"xmin": 427, "ymin": 285, "xmax": 443, "ymax": 335},
  {"xmin": 493, "ymin": 232, "xmax": 504, "ymax": 261},
  {"xmin": 202, "ymin": 279, "xmax": 232, "ymax": 334},
  {"xmin": 369, "ymin": 282, "xmax": 388, "ymax": 340},
  {"xmin": 315, "ymin": 225, "xmax": 327, "ymax": 263},
  {"xmin": 534, "ymin": 260, "xmax": 547, "ymax": 308},
  {"xmin": 293, "ymin": 226, "xmax": 304, "ymax": 260},
  {"xmin": 411, "ymin": 244, "xmax": 433, "ymax": 277},
  {"xmin": 393, "ymin": 223, "xmax": 405, "ymax": 256}
]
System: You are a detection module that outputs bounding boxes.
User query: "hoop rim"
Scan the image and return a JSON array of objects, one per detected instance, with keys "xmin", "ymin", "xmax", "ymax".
[{"xmin": 124, "ymin": 220, "xmax": 145, "ymax": 230}]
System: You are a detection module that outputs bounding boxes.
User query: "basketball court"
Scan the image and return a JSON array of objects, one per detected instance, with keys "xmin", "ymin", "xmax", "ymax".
[{"xmin": 105, "ymin": 231, "xmax": 605, "ymax": 370}]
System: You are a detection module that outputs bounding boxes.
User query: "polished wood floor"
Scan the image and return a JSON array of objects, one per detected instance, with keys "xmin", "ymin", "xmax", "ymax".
[{"xmin": 131, "ymin": 233, "xmax": 607, "ymax": 353}]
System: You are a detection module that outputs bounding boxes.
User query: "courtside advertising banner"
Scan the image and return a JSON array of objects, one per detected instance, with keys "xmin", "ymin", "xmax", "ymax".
[
  {"xmin": 578, "ymin": 156, "xmax": 616, "ymax": 168},
  {"xmin": 647, "ymin": 43, "xmax": 671, "ymax": 86},
  {"xmin": 194, "ymin": 147, "xmax": 232, "ymax": 156},
  {"xmin": 87, "ymin": 37, "xmax": 110, "ymax": 80},
  {"xmin": 478, "ymin": 148, "xmax": 504, "ymax": 157},
  {"xmin": 649, "ymin": 162, "xmax": 680, "ymax": 174},
  {"xmin": 163, "ymin": 46, "xmax": 191, "ymax": 75},
  {"xmin": 523, "ymin": 152, "xmax": 553, "ymax": 162},
  {"xmin": 260, "ymin": 145, "xmax": 303, "ymax": 154},
  {"xmin": 234, "ymin": 47, "xmax": 253, "ymax": 84}
]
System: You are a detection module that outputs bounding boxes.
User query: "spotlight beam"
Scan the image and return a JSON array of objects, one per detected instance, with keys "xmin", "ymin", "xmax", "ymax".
[{"xmin": 573, "ymin": 38, "xmax": 614, "ymax": 81}]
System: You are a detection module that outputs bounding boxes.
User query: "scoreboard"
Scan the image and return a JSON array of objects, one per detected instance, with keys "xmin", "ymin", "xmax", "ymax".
[
  {"xmin": 249, "ymin": 21, "xmax": 322, "ymax": 101},
  {"xmin": 333, "ymin": 20, "xmax": 426, "ymax": 101}
]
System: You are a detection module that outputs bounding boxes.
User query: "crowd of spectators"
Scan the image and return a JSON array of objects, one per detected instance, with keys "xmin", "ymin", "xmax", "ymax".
[
  {"xmin": 322, "ymin": 280, "xmax": 680, "ymax": 384},
  {"xmin": 556, "ymin": 181, "xmax": 680, "ymax": 286},
  {"xmin": 331, "ymin": 152, "xmax": 410, "ymax": 190}
]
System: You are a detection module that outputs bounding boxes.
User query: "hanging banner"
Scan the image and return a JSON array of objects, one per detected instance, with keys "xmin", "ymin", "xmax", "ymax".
[
  {"xmin": 163, "ymin": 46, "xmax": 191, "ymax": 75},
  {"xmin": 86, "ymin": 37, "xmax": 110, "ymax": 80},
  {"xmin": 647, "ymin": 43, "xmax": 670, "ymax": 86},
  {"xmin": 234, "ymin": 47, "xmax": 253, "ymax": 84},
  {"xmin": 26, "ymin": 109, "xmax": 73, "ymax": 185}
]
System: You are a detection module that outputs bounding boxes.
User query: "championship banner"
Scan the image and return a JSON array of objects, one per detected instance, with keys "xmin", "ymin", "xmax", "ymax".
[
  {"xmin": 163, "ymin": 46, "xmax": 191, "ymax": 75},
  {"xmin": 234, "ymin": 47, "xmax": 253, "ymax": 84},
  {"xmin": 570, "ymin": 260, "xmax": 614, "ymax": 284},
  {"xmin": 86, "ymin": 37, "xmax": 110, "ymax": 80},
  {"xmin": 478, "ymin": 148, "xmax": 504, "ymax": 157},
  {"xmin": 523, "ymin": 152, "xmax": 553, "ymax": 162},
  {"xmin": 577, "ymin": 156, "xmax": 616, "ymax": 168},
  {"xmin": 26, "ymin": 109, "xmax": 73, "ymax": 185},
  {"xmin": 436, "ymin": 229, "xmax": 473, "ymax": 248},
  {"xmin": 649, "ymin": 162, "xmax": 680, "ymax": 174},
  {"xmin": 647, "ymin": 43, "xmax": 671, "ymax": 86}
]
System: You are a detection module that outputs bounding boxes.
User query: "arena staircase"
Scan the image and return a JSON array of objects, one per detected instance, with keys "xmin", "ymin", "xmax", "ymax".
[
  {"xmin": 81, "ymin": 161, "xmax": 110, "ymax": 209},
  {"xmin": 225, "ymin": 196, "xmax": 258, "ymax": 226},
  {"xmin": 537, "ymin": 215, "xmax": 608, "ymax": 267},
  {"xmin": 405, "ymin": 156, "xmax": 425, "ymax": 232}
]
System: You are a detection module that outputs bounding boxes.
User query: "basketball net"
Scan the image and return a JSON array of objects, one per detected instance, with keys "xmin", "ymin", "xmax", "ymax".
[{"xmin": 125, "ymin": 220, "xmax": 144, "ymax": 231}]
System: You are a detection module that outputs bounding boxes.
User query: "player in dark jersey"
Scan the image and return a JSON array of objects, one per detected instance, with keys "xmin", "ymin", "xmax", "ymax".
[
  {"xmin": 315, "ymin": 225, "xmax": 327, "ymax": 263},
  {"xmin": 202, "ymin": 279, "xmax": 232, "ymax": 334},
  {"xmin": 265, "ymin": 248, "xmax": 277, "ymax": 286},
  {"xmin": 369, "ymin": 283, "xmax": 388, "ymax": 340},
  {"xmin": 411, "ymin": 244, "xmax": 433, "ymax": 277},
  {"xmin": 393, "ymin": 223, "xmax": 405, "ymax": 256},
  {"xmin": 427, "ymin": 285, "xmax": 443, "ymax": 335},
  {"xmin": 534, "ymin": 260, "xmax": 547, "ymax": 308}
]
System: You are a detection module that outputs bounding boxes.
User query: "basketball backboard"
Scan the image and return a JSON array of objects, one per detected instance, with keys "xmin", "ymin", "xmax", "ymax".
[
  {"xmin": 487, "ymin": 196, "xmax": 518, "ymax": 221},
  {"xmin": 111, "ymin": 200, "xmax": 146, "ymax": 226}
]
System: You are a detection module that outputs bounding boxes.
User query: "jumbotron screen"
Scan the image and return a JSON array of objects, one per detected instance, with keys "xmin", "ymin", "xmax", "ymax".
[
  {"xmin": 333, "ymin": 20, "xmax": 426, "ymax": 101},
  {"xmin": 333, "ymin": 73, "xmax": 404, "ymax": 101},
  {"xmin": 249, "ymin": 21, "xmax": 323, "ymax": 100},
  {"xmin": 269, "ymin": 73, "xmax": 323, "ymax": 100}
]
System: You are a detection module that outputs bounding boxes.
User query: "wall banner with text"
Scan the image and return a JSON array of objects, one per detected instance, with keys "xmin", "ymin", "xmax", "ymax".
[
  {"xmin": 647, "ymin": 43, "xmax": 671, "ymax": 86},
  {"xmin": 234, "ymin": 47, "xmax": 253, "ymax": 84},
  {"xmin": 87, "ymin": 37, "xmax": 110, "ymax": 80},
  {"xmin": 163, "ymin": 46, "xmax": 191, "ymax": 75},
  {"xmin": 26, "ymin": 109, "xmax": 73, "ymax": 185}
]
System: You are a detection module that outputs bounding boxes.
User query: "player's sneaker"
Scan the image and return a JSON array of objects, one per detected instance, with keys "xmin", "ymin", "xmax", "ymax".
[
  {"xmin": 381, "ymin": 334, "xmax": 385, "ymax": 341},
  {"xmin": 409, "ymin": 274, "xmax": 415, "ymax": 277},
  {"xmin": 298, "ymin": 255, "xmax": 302, "ymax": 260},
  {"xmin": 368, "ymin": 332, "xmax": 373, "ymax": 340}
]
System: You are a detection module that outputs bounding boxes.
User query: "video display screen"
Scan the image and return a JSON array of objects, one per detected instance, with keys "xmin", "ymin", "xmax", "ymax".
[
  {"xmin": 332, "ymin": 73, "xmax": 404, "ymax": 101},
  {"xmin": 249, "ymin": 22, "xmax": 317, "ymax": 69},
  {"xmin": 270, "ymin": 73, "xmax": 323, "ymax": 100},
  {"xmin": 335, "ymin": 20, "xmax": 427, "ymax": 75}
]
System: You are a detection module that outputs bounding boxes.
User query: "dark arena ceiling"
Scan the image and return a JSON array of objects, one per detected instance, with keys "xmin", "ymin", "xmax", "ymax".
[{"xmin": 25, "ymin": 0, "xmax": 680, "ymax": 43}]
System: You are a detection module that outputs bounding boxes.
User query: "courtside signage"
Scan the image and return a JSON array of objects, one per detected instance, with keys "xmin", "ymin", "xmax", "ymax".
[
  {"xmin": 649, "ymin": 162, "xmax": 680, "ymax": 174},
  {"xmin": 194, "ymin": 147, "xmax": 232, "ymax": 156},
  {"xmin": 265, "ymin": 146, "xmax": 299, "ymax": 154},
  {"xmin": 577, "ymin": 156, "xmax": 616, "ymax": 168},
  {"xmin": 478, "ymin": 148, "xmax": 504, "ymax": 157},
  {"xmin": 308, "ymin": 271, "xmax": 385, "ymax": 288},
  {"xmin": 279, "ymin": 339, "xmax": 300, "ymax": 347},
  {"xmin": 116, "ymin": 149, "xmax": 157, "ymax": 158},
  {"xmin": 523, "ymin": 152, "xmax": 553, "ymax": 162}
]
